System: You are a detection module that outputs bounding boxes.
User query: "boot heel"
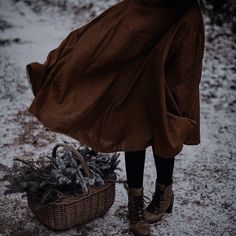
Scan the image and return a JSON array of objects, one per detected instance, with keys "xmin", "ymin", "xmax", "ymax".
[{"xmin": 165, "ymin": 199, "xmax": 174, "ymax": 213}]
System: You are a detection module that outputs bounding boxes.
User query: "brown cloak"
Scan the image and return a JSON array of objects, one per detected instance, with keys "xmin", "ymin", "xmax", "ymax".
[{"xmin": 26, "ymin": 0, "xmax": 205, "ymax": 158}]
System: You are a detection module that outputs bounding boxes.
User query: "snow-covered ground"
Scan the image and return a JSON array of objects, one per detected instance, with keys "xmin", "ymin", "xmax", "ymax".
[{"xmin": 0, "ymin": 0, "xmax": 235, "ymax": 235}]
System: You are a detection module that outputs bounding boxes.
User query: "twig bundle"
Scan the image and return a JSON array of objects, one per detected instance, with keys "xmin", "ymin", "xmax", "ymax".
[{"xmin": 0, "ymin": 143, "xmax": 121, "ymax": 205}]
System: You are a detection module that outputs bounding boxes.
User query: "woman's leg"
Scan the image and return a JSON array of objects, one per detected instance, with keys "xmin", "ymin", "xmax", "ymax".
[
  {"xmin": 153, "ymin": 154, "xmax": 175, "ymax": 186},
  {"xmin": 124, "ymin": 149, "xmax": 146, "ymax": 188},
  {"xmin": 144, "ymin": 154, "xmax": 175, "ymax": 223},
  {"xmin": 125, "ymin": 150, "xmax": 150, "ymax": 235}
]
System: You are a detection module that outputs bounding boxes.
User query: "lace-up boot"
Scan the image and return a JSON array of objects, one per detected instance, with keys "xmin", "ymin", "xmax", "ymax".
[
  {"xmin": 127, "ymin": 187, "xmax": 150, "ymax": 236},
  {"xmin": 144, "ymin": 180, "xmax": 174, "ymax": 224}
]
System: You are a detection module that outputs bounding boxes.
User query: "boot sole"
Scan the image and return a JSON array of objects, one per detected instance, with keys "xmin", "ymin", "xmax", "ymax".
[{"xmin": 130, "ymin": 226, "xmax": 150, "ymax": 236}]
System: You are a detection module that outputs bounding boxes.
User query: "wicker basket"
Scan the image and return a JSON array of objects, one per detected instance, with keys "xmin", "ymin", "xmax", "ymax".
[{"xmin": 26, "ymin": 143, "xmax": 116, "ymax": 231}]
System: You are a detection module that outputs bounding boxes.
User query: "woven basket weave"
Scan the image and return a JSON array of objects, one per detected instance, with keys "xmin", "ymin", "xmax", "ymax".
[{"xmin": 26, "ymin": 143, "xmax": 116, "ymax": 231}]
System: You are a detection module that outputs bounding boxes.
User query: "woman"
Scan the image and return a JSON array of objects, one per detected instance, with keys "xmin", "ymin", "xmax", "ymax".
[{"xmin": 26, "ymin": 0, "xmax": 205, "ymax": 235}]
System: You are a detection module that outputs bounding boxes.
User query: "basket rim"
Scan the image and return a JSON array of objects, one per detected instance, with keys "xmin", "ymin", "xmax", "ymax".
[{"xmin": 27, "ymin": 181, "xmax": 115, "ymax": 207}]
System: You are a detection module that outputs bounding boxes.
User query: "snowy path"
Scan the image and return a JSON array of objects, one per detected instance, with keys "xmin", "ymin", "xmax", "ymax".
[{"xmin": 0, "ymin": 0, "xmax": 235, "ymax": 235}]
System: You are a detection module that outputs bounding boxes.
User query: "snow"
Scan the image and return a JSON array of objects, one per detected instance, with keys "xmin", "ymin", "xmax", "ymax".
[{"xmin": 0, "ymin": 0, "xmax": 235, "ymax": 235}]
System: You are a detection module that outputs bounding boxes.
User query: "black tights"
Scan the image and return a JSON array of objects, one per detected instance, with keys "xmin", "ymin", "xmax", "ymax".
[{"xmin": 125, "ymin": 149, "xmax": 175, "ymax": 188}]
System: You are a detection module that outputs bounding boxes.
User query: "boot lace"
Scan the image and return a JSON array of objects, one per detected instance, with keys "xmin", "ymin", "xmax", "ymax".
[
  {"xmin": 147, "ymin": 188, "xmax": 165, "ymax": 214},
  {"xmin": 130, "ymin": 194, "xmax": 150, "ymax": 223}
]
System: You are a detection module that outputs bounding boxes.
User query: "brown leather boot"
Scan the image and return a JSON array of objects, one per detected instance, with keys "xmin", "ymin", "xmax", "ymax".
[
  {"xmin": 144, "ymin": 180, "xmax": 174, "ymax": 224},
  {"xmin": 127, "ymin": 187, "xmax": 151, "ymax": 236}
]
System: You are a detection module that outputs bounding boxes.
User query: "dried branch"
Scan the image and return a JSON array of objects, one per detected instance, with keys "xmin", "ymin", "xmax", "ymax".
[{"xmin": 0, "ymin": 143, "xmax": 120, "ymax": 205}]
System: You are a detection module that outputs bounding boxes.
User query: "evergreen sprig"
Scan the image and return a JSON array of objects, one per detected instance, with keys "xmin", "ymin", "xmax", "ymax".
[{"xmin": 0, "ymin": 144, "xmax": 121, "ymax": 205}]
